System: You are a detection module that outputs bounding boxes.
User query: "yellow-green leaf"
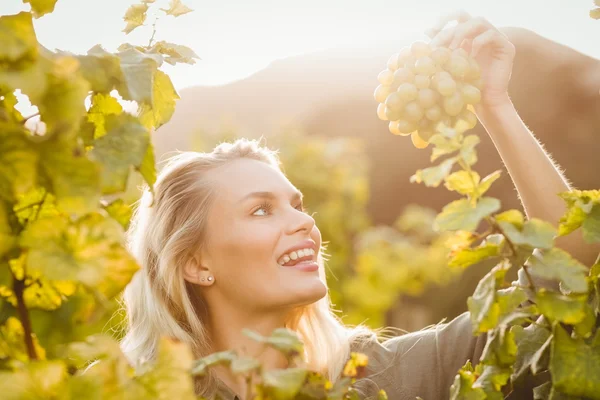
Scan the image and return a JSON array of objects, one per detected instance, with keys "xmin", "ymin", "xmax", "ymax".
[
  {"xmin": 137, "ymin": 143, "xmax": 157, "ymax": 188},
  {"xmin": 77, "ymin": 45, "xmax": 126, "ymax": 94},
  {"xmin": 117, "ymin": 47, "xmax": 162, "ymax": 104},
  {"xmin": 449, "ymin": 242, "xmax": 499, "ymax": 269},
  {"xmin": 435, "ymin": 197, "xmax": 501, "ymax": 232},
  {"xmin": 526, "ymin": 248, "xmax": 589, "ymax": 294},
  {"xmin": 89, "ymin": 114, "xmax": 150, "ymax": 195},
  {"xmin": 39, "ymin": 139, "xmax": 101, "ymax": 215},
  {"xmin": 0, "ymin": 12, "xmax": 38, "ymax": 63},
  {"xmin": 444, "ymin": 170, "xmax": 480, "ymax": 196},
  {"xmin": 103, "ymin": 198, "xmax": 133, "ymax": 230},
  {"xmin": 511, "ymin": 324, "xmax": 551, "ymax": 381},
  {"xmin": 495, "ymin": 209, "xmax": 524, "ymax": 229},
  {"xmin": 149, "ymin": 41, "xmax": 200, "ymax": 65},
  {"xmin": 449, "ymin": 366, "xmax": 486, "ymax": 400},
  {"xmin": 0, "ymin": 201, "xmax": 16, "ymax": 259},
  {"xmin": 478, "ymin": 170, "xmax": 502, "ymax": 197},
  {"xmin": 23, "ymin": 0, "xmax": 59, "ymax": 18},
  {"xmin": 550, "ymin": 325, "xmax": 600, "ymax": 399},
  {"xmin": 123, "ymin": 3, "xmax": 149, "ymax": 34},
  {"xmin": 498, "ymin": 218, "xmax": 556, "ymax": 250},
  {"xmin": 20, "ymin": 213, "xmax": 139, "ymax": 298},
  {"xmin": 160, "ymin": 0, "xmax": 193, "ymax": 17},
  {"xmin": 582, "ymin": 205, "xmax": 600, "ymax": 243},
  {"xmin": 0, "ymin": 125, "xmax": 39, "ymax": 203},
  {"xmin": 535, "ymin": 290, "xmax": 587, "ymax": 324},
  {"xmin": 460, "ymin": 134, "xmax": 480, "ymax": 166},
  {"xmin": 0, "ymin": 360, "xmax": 66, "ymax": 399},
  {"xmin": 262, "ymin": 368, "xmax": 308, "ymax": 399},
  {"xmin": 0, "ymin": 317, "xmax": 47, "ymax": 363},
  {"xmin": 87, "ymin": 92, "xmax": 123, "ymax": 139},
  {"xmin": 138, "ymin": 69, "xmax": 180, "ymax": 130},
  {"xmin": 411, "ymin": 157, "xmax": 456, "ymax": 187}
]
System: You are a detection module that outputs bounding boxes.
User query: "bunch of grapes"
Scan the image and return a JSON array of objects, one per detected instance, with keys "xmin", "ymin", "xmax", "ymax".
[{"xmin": 375, "ymin": 41, "xmax": 482, "ymax": 148}]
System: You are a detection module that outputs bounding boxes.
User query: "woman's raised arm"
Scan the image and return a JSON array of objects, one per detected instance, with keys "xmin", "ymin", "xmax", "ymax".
[{"xmin": 428, "ymin": 11, "xmax": 600, "ymax": 265}]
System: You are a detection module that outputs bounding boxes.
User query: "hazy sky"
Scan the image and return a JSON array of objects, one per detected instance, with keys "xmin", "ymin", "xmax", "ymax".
[{"xmin": 1, "ymin": 0, "xmax": 598, "ymax": 89}]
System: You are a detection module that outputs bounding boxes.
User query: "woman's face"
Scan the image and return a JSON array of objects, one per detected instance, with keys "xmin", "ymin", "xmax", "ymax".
[{"xmin": 197, "ymin": 158, "xmax": 326, "ymax": 314}]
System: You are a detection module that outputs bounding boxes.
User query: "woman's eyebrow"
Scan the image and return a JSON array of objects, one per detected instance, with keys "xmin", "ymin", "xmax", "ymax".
[{"xmin": 238, "ymin": 191, "xmax": 303, "ymax": 204}]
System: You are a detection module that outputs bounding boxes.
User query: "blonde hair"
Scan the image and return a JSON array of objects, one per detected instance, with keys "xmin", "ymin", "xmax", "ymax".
[{"xmin": 120, "ymin": 138, "xmax": 375, "ymax": 398}]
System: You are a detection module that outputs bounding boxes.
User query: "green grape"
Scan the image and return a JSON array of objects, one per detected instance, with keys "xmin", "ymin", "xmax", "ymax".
[
  {"xmin": 411, "ymin": 131, "xmax": 429, "ymax": 148},
  {"xmin": 404, "ymin": 101, "xmax": 424, "ymax": 123},
  {"xmin": 385, "ymin": 106, "xmax": 403, "ymax": 121},
  {"xmin": 436, "ymin": 78, "xmax": 457, "ymax": 97},
  {"xmin": 387, "ymin": 53, "xmax": 401, "ymax": 70},
  {"xmin": 377, "ymin": 103, "xmax": 388, "ymax": 121},
  {"xmin": 410, "ymin": 41, "xmax": 432, "ymax": 57},
  {"xmin": 390, "ymin": 120, "xmax": 414, "ymax": 136},
  {"xmin": 431, "ymin": 70, "xmax": 452, "ymax": 90},
  {"xmin": 443, "ymin": 92, "xmax": 465, "ymax": 116},
  {"xmin": 385, "ymin": 92, "xmax": 404, "ymax": 110},
  {"xmin": 425, "ymin": 104, "xmax": 442, "ymax": 121},
  {"xmin": 461, "ymin": 84, "xmax": 481, "ymax": 105},
  {"xmin": 397, "ymin": 119, "xmax": 417, "ymax": 134},
  {"xmin": 414, "ymin": 74, "xmax": 431, "ymax": 89},
  {"xmin": 455, "ymin": 108, "xmax": 478, "ymax": 131},
  {"xmin": 417, "ymin": 88, "xmax": 439, "ymax": 109},
  {"xmin": 430, "ymin": 47, "xmax": 451, "ymax": 65},
  {"xmin": 377, "ymin": 69, "xmax": 394, "ymax": 85},
  {"xmin": 398, "ymin": 47, "xmax": 412, "ymax": 65},
  {"xmin": 393, "ymin": 67, "xmax": 415, "ymax": 86},
  {"xmin": 374, "ymin": 84, "xmax": 392, "ymax": 103},
  {"xmin": 397, "ymin": 82, "xmax": 418, "ymax": 102},
  {"xmin": 447, "ymin": 54, "xmax": 469, "ymax": 79},
  {"xmin": 404, "ymin": 56, "xmax": 417, "ymax": 72},
  {"xmin": 415, "ymin": 56, "xmax": 436, "ymax": 75},
  {"xmin": 417, "ymin": 121, "xmax": 435, "ymax": 141}
]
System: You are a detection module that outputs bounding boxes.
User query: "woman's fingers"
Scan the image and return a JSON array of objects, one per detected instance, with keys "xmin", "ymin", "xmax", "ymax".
[
  {"xmin": 471, "ymin": 29, "xmax": 515, "ymax": 58},
  {"xmin": 431, "ymin": 16, "xmax": 493, "ymax": 49},
  {"xmin": 428, "ymin": 9, "xmax": 472, "ymax": 37}
]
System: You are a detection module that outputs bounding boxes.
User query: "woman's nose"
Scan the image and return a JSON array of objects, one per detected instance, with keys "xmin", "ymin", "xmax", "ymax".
[{"xmin": 288, "ymin": 208, "xmax": 315, "ymax": 234}]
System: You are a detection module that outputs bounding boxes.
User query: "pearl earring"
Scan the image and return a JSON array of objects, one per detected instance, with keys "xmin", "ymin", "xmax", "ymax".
[{"xmin": 207, "ymin": 276, "xmax": 213, "ymax": 282}]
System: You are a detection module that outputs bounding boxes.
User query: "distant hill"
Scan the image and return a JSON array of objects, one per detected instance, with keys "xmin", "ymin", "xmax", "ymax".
[{"xmin": 154, "ymin": 27, "xmax": 600, "ymax": 261}]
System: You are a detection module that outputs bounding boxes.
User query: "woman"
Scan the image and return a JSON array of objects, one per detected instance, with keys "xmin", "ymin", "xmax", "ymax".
[{"xmin": 121, "ymin": 12, "xmax": 588, "ymax": 400}]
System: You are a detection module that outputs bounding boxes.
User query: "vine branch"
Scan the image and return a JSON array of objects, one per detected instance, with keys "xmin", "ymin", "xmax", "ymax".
[{"xmin": 13, "ymin": 277, "xmax": 38, "ymax": 360}]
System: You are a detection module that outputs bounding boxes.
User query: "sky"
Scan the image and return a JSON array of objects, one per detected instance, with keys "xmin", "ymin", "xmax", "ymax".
[{"xmin": 1, "ymin": 0, "xmax": 599, "ymax": 89}]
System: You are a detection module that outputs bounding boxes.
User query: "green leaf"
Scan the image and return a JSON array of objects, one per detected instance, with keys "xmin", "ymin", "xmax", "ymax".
[
  {"xmin": 137, "ymin": 143, "xmax": 157, "ymax": 188},
  {"xmin": 460, "ymin": 134, "xmax": 480, "ymax": 166},
  {"xmin": 0, "ymin": 360, "xmax": 66, "ymax": 399},
  {"xmin": 23, "ymin": 0, "xmax": 59, "ymax": 18},
  {"xmin": 0, "ymin": 12, "xmax": 38, "ymax": 63},
  {"xmin": 550, "ymin": 324, "xmax": 600, "ymax": 399},
  {"xmin": 103, "ymin": 198, "xmax": 133, "ymax": 230},
  {"xmin": 526, "ymin": 248, "xmax": 589, "ymax": 294},
  {"xmin": 0, "ymin": 125, "xmax": 39, "ymax": 203},
  {"xmin": 473, "ymin": 364, "xmax": 510, "ymax": 397},
  {"xmin": 535, "ymin": 290, "xmax": 587, "ymax": 324},
  {"xmin": 138, "ymin": 69, "xmax": 180, "ymax": 130},
  {"xmin": 262, "ymin": 368, "xmax": 308, "ymax": 399},
  {"xmin": 13, "ymin": 187, "xmax": 59, "ymax": 225},
  {"xmin": 498, "ymin": 218, "xmax": 556, "ymax": 250},
  {"xmin": 244, "ymin": 327, "xmax": 304, "ymax": 357},
  {"xmin": 76, "ymin": 45, "xmax": 126, "ymax": 94},
  {"xmin": 449, "ymin": 242, "xmax": 499, "ymax": 269},
  {"xmin": 582, "ymin": 205, "xmax": 600, "ymax": 243},
  {"xmin": 435, "ymin": 197, "xmax": 501, "ymax": 232},
  {"xmin": 230, "ymin": 357, "xmax": 261, "ymax": 375},
  {"xmin": 39, "ymin": 139, "xmax": 101, "ymax": 215},
  {"xmin": 0, "ymin": 317, "xmax": 47, "ymax": 363},
  {"xmin": 191, "ymin": 350, "xmax": 237, "ymax": 376},
  {"xmin": 558, "ymin": 189, "xmax": 600, "ymax": 236},
  {"xmin": 467, "ymin": 261, "xmax": 518, "ymax": 333},
  {"xmin": 89, "ymin": 114, "xmax": 150, "ymax": 195},
  {"xmin": 444, "ymin": 170, "xmax": 480, "ymax": 195},
  {"xmin": 411, "ymin": 157, "xmax": 456, "ymax": 187},
  {"xmin": 481, "ymin": 326, "xmax": 517, "ymax": 367},
  {"xmin": 117, "ymin": 47, "xmax": 161, "ymax": 104},
  {"xmin": 20, "ymin": 213, "xmax": 139, "ymax": 298},
  {"xmin": 429, "ymin": 133, "xmax": 461, "ymax": 162},
  {"xmin": 478, "ymin": 170, "xmax": 502, "ymax": 197},
  {"xmin": 511, "ymin": 324, "xmax": 552, "ymax": 381},
  {"xmin": 0, "ymin": 201, "xmax": 16, "ymax": 259},
  {"xmin": 123, "ymin": 3, "xmax": 149, "ymax": 34},
  {"xmin": 449, "ymin": 367, "xmax": 486, "ymax": 400},
  {"xmin": 495, "ymin": 209, "xmax": 524, "ymax": 229},
  {"xmin": 161, "ymin": 0, "xmax": 193, "ymax": 17},
  {"xmin": 86, "ymin": 92, "xmax": 123, "ymax": 139},
  {"xmin": 135, "ymin": 338, "xmax": 196, "ymax": 400}
]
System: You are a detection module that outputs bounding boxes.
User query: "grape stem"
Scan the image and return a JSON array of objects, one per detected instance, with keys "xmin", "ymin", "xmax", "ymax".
[
  {"xmin": 147, "ymin": 17, "xmax": 159, "ymax": 48},
  {"xmin": 13, "ymin": 277, "xmax": 38, "ymax": 360}
]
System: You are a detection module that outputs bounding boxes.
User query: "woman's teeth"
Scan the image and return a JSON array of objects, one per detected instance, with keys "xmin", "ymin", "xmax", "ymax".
[{"xmin": 278, "ymin": 248, "xmax": 316, "ymax": 266}]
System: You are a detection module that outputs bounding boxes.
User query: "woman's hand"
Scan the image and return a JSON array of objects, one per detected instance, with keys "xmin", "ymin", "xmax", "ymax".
[{"xmin": 427, "ymin": 11, "xmax": 515, "ymax": 110}]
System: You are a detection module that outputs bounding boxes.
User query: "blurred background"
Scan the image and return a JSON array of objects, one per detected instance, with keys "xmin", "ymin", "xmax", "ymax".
[{"xmin": 3, "ymin": 0, "xmax": 600, "ymax": 331}]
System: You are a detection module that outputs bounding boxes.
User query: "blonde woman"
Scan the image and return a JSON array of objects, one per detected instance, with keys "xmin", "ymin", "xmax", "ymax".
[{"xmin": 121, "ymin": 13, "xmax": 590, "ymax": 400}]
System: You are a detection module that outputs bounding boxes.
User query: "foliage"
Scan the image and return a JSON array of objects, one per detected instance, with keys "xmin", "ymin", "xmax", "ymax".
[{"xmin": 405, "ymin": 115, "xmax": 600, "ymax": 398}]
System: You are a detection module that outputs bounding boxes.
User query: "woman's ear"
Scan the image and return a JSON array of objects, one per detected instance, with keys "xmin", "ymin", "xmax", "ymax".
[{"xmin": 183, "ymin": 257, "xmax": 215, "ymax": 286}]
